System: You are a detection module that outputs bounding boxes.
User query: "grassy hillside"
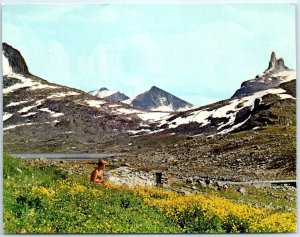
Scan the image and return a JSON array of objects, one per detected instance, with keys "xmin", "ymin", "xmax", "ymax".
[
  {"xmin": 3, "ymin": 154, "xmax": 296, "ymax": 234},
  {"xmin": 3, "ymin": 154, "xmax": 179, "ymax": 234}
]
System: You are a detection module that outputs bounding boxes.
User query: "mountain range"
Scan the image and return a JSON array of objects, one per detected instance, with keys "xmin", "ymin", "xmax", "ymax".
[
  {"xmin": 2, "ymin": 42, "xmax": 296, "ymax": 154},
  {"xmin": 89, "ymin": 86, "xmax": 193, "ymax": 112},
  {"xmin": 88, "ymin": 87, "xmax": 130, "ymax": 102}
]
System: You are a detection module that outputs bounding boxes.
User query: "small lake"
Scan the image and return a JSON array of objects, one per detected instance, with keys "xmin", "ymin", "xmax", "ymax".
[{"xmin": 10, "ymin": 153, "xmax": 117, "ymax": 161}]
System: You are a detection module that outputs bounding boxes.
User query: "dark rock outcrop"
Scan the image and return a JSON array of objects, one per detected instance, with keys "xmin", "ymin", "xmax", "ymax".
[
  {"xmin": 2, "ymin": 42, "xmax": 30, "ymax": 75},
  {"xmin": 267, "ymin": 52, "xmax": 289, "ymax": 71}
]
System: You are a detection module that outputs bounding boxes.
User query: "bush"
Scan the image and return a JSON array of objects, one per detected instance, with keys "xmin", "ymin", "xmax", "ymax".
[
  {"xmin": 179, "ymin": 207, "xmax": 223, "ymax": 233},
  {"xmin": 223, "ymin": 214, "xmax": 250, "ymax": 233}
]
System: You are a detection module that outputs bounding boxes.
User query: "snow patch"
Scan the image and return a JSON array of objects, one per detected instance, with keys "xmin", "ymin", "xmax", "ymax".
[
  {"xmin": 277, "ymin": 93, "xmax": 295, "ymax": 100},
  {"xmin": 30, "ymin": 83, "xmax": 59, "ymax": 90},
  {"xmin": 6, "ymin": 100, "xmax": 30, "ymax": 107},
  {"xmin": 177, "ymin": 106, "xmax": 196, "ymax": 112},
  {"xmin": 85, "ymin": 100, "xmax": 106, "ymax": 108},
  {"xmin": 93, "ymin": 89, "xmax": 117, "ymax": 98},
  {"xmin": 115, "ymin": 108, "xmax": 141, "ymax": 115},
  {"xmin": 252, "ymin": 126, "xmax": 261, "ymax": 131},
  {"xmin": 3, "ymin": 75, "xmax": 37, "ymax": 94},
  {"xmin": 3, "ymin": 73, "xmax": 58, "ymax": 94},
  {"xmin": 52, "ymin": 112, "xmax": 64, "ymax": 118},
  {"xmin": 19, "ymin": 105, "xmax": 36, "ymax": 113},
  {"xmin": 151, "ymin": 104, "xmax": 174, "ymax": 112},
  {"xmin": 2, "ymin": 52, "xmax": 13, "ymax": 75},
  {"xmin": 47, "ymin": 91, "xmax": 80, "ymax": 99},
  {"xmin": 3, "ymin": 113, "xmax": 13, "ymax": 121},
  {"xmin": 137, "ymin": 112, "xmax": 170, "ymax": 122},
  {"xmin": 218, "ymin": 115, "xmax": 251, "ymax": 135},
  {"xmin": 109, "ymin": 104, "xmax": 121, "ymax": 108},
  {"xmin": 127, "ymin": 129, "xmax": 153, "ymax": 134},
  {"xmin": 18, "ymin": 100, "xmax": 44, "ymax": 113},
  {"xmin": 39, "ymin": 108, "xmax": 64, "ymax": 117},
  {"xmin": 272, "ymin": 70, "xmax": 296, "ymax": 83},
  {"xmin": 21, "ymin": 112, "xmax": 37, "ymax": 117},
  {"xmin": 3, "ymin": 123, "xmax": 33, "ymax": 131},
  {"xmin": 122, "ymin": 98, "xmax": 133, "ymax": 105}
]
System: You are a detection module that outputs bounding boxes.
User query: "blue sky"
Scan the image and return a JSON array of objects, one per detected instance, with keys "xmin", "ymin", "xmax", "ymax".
[{"xmin": 2, "ymin": 4, "xmax": 296, "ymax": 105}]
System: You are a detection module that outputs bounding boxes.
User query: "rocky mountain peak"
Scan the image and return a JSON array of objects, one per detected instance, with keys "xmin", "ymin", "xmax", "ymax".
[
  {"xmin": 150, "ymin": 85, "xmax": 160, "ymax": 90},
  {"xmin": 268, "ymin": 52, "xmax": 277, "ymax": 69},
  {"xmin": 2, "ymin": 42, "xmax": 30, "ymax": 75},
  {"xmin": 149, "ymin": 85, "xmax": 166, "ymax": 93},
  {"xmin": 267, "ymin": 51, "xmax": 288, "ymax": 71},
  {"xmin": 129, "ymin": 86, "xmax": 193, "ymax": 111},
  {"xmin": 99, "ymin": 87, "xmax": 108, "ymax": 92},
  {"xmin": 232, "ymin": 52, "xmax": 295, "ymax": 98},
  {"xmin": 88, "ymin": 87, "xmax": 129, "ymax": 102}
]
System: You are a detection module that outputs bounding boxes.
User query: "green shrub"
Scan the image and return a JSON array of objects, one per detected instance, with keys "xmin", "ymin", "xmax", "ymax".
[
  {"xmin": 179, "ymin": 207, "xmax": 224, "ymax": 233},
  {"xmin": 223, "ymin": 214, "xmax": 250, "ymax": 233}
]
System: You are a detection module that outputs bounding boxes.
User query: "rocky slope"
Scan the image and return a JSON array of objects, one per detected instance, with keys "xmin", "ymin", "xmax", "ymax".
[
  {"xmin": 125, "ymin": 86, "xmax": 193, "ymax": 112},
  {"xmin": 2, "ymin": 43, "xmax": 154, "ymax": 152},
  {"xmin": 116, "ymin": 124, "xmax": 296, "ymax": 182},
  {"xmin": 88, "ymin": 87, "xmax": 129, "ymax": 102}
]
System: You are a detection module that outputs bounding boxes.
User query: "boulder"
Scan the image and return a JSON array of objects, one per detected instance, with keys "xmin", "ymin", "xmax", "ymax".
[
  {"xmin": 198, "ymin": 180, "xmax": 207, "ymax": 188},
  {"xmin": 237, "ymin": 187, "xmax": 246, "ymax": 195}
]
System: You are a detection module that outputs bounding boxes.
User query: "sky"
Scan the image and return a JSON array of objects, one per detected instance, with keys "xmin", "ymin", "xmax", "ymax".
[{"xmin": 2, "ymin": 3, "xmax": 296, "ymax": 106}]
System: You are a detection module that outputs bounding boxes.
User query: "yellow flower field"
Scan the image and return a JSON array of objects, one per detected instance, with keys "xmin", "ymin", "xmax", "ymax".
[
  {"xmin": 26, "ymin": 180, "xmax": 297, "ymax": 233},
  {"xmin": 128, "ymin": 185, "xmax": 296, "ymax": 233}
]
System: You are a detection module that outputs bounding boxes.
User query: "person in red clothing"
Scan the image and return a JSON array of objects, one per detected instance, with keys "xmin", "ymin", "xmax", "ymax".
[{"xmin": 91, "ymin": 159, "xmax": 106, "ymax": 184}]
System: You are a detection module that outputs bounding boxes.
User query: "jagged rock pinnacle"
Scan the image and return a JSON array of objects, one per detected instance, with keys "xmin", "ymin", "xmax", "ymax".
[
  {"xmin": 268, "ymin": 52, "xmax": 277, "ymax": 69},
  {"xmin": 267, "ymin": 51, "xmax": 288, "ymax": 71}
]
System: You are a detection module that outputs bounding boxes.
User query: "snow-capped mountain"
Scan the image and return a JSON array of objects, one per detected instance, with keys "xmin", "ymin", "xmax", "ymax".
[
  {"xmin": 130, "ymin": 52, "xmax": 296, "ymax": 136},
  {"xmin": 125, "ymin": 86, "xmax": 193, "ymax": 112},
  {"xmin": 2, "ymin": 43, "xmax": 150, "ymax": 152},
  {"xmin": 232, "ymin": 52, "xmax": 296, "ymax": 98},
  {"xmin": 89, "ymin": 87, "xmax": 129, "ymax": 102}
]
